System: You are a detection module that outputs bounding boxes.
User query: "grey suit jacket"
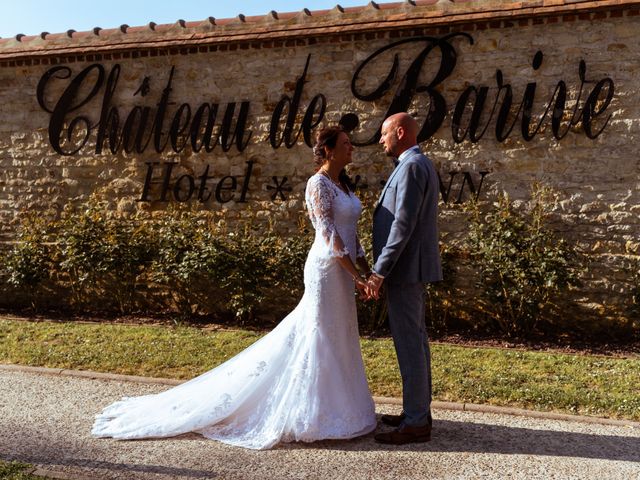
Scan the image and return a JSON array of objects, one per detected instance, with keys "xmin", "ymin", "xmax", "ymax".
[{"xmin": 372, "ymin": 146, "xmax": 443, "ymax": 285}]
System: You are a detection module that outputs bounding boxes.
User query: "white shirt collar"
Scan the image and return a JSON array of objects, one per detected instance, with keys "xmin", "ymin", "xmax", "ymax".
[{"xmin": 397, "ymin": 145, "xmax": 420, "ymax": 164}]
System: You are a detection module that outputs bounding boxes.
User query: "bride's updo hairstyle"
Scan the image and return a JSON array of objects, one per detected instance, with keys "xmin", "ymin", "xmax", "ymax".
[
  {"xmin": 312, "ymin": 126, "xmax": 344, "ymax": 169},
  {"xmin": 312, "ymin": 125, "xmax": 354, "ymax": 192}
]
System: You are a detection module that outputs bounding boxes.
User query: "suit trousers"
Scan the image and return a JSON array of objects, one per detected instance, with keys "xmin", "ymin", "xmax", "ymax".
[{"xmin": 385, "ymin": 281, "xmax": 432, "ymax": 427}]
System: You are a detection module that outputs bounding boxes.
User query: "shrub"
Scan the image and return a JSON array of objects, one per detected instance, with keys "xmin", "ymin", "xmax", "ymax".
[
  {"xmin": 218, "ymin": 226, "xmax": 279, "ymax": 322},
  {"xmin": 628, "ymin": 258, "xmax": 640, "ymax": 326},
  {"xmin": 424, "ymin": 238, "xmax": 458, "ymax": 335},
  {"xmin": 269, "ymin": 218, "xmax": 312, "ymax": 310},
  {"xmin": 0, "ymin": 200, "xmax": 337, "ymax": 322},
  {"xmin": 147, "ymin": 206, "xmax": 291, "ymax": 322},
  {"xmin": 56, "ymin": 199, "xmax": 155, "ymax": 313},
  {"xmin": 2, "ymin": 212, "xmax": 54, "ymax": 309},
  {"xmin": 0, "ymin": 185, "xmax": 590, "ymax": 339},
  {"xmin": 467, "ymin": 186, "xmax": 580, "ymax": 337},
  {"xmin": 146, "ymin": 206, "xmax": 227, "ymax": 319}
]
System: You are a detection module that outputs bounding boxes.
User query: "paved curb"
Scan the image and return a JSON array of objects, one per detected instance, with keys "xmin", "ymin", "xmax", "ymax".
[{"xmin": 2, "ymin": 363, "xmax": 639, "ymax": 429}]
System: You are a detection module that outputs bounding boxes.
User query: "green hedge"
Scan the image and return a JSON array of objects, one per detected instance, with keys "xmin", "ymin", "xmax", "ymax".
[
  {"xmin": 0, "ymin": 199, "xmax": 310, "ymax": 324},
  {"xmin": 1, "ymin": 188, "xmax": 638, "ymax": 339},
  {"xmin": 467, "ymin": 186, "xmax": 581, "ymax": 337}
]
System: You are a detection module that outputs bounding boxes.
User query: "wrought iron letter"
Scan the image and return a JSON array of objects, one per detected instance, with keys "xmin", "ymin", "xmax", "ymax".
[{"xmin": 37, "ymin": 64, "xmax": 105, "ymax": 155}]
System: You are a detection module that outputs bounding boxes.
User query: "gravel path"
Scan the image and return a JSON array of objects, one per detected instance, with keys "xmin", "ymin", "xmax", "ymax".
[{"xmin": 1, "ymin": 367, "xmax": 639, "ymax": 480}]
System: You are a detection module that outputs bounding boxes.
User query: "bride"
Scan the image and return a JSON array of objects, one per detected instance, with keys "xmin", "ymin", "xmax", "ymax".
[{"xmin": 92, "ymin": 126, "xmax": 377, "ymax": 450}]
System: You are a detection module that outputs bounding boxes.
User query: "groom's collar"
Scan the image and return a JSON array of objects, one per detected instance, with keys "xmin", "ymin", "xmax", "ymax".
[{"xmin": 396, "ymin": 145, "xmax": 420, "ymax": 165}]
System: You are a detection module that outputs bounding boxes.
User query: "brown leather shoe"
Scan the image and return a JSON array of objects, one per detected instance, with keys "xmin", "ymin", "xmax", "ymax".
[
  {"xmin": 380, "ymin": 412, "xmax": 405, "ymax": 427},
  {"xmin": 374, "ymin": 423, "xmax": 432, "ymax": 445}
]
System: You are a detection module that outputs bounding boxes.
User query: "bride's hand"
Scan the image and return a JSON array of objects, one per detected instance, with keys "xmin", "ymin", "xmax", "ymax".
[
  {"xmin": 354, "ymin": 277, "xmax": 369, "ymax": 300},
  {"xmin": 365, "ymin": 273, "xmax": 384, "ymax": 300}
]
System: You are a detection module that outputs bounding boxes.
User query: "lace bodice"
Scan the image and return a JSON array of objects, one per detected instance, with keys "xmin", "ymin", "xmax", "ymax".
[{"xmin": 305, "ymin": 173, "xmax": 365, "ymax": 261}]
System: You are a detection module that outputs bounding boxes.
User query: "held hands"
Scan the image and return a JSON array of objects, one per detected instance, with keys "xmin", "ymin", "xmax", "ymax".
[
  {"xmin": 354, "ymin": 277, "xmax": 370, "ymax": 301},
  {"xmin": 354, "ymin": 271, "xmax": 383, "ymax": 301},
  {"xmin": 364, "ymin": 272, "xmax": 384, "ymax": 301}
]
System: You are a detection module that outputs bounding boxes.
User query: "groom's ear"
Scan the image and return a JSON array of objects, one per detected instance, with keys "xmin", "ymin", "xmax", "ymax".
[{"xmin": 396, "ymin": 126, "xmax": 406, "ymax": 140}]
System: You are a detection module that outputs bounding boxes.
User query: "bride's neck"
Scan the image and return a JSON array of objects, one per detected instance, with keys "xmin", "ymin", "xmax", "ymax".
[{"xmin": 320, "ymin": 164, "xmax": 341, "ymax": 182}]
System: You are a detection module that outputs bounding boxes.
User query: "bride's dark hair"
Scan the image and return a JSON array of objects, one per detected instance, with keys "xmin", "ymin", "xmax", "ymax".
[{"xmin": 312, "ymin": 126, "xmax": 355, "ymax": 192}]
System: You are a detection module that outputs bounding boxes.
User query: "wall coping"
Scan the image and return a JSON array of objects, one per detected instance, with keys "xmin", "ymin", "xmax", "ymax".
[{"xmin": 1, "ymin": 0, "xmax": 639, "ymax": 62}]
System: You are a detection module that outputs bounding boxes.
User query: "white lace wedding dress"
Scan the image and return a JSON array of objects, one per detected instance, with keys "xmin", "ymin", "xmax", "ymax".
[{"xmin": 91, "ymin": 173, "xmax": 377, "ymax": 449}]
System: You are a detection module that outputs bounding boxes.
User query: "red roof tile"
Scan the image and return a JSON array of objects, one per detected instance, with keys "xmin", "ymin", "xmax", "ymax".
[{"xmin": 0, "ymin": 0, "xmax": 638, "ymax": 59}]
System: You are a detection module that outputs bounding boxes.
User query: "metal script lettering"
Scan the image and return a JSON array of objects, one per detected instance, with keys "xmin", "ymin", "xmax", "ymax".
[{"xmin": 37, "ymin": 64, "xmax": 253, "ymax": 156}]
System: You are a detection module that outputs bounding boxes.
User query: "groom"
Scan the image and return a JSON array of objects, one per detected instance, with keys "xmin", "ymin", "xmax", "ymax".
[{"xmin": 366, "ymin": 112, "xmax": 442, "ymax": 444}]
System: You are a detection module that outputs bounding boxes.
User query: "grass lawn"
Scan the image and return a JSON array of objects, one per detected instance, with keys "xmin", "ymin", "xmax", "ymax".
[
  {"xmin": 1, "ymin": 317, "xmax": 639, "ymax": 421},
  {"xmin": 0, "ymin": 460, "xmax": 46, "ymax": 479}
]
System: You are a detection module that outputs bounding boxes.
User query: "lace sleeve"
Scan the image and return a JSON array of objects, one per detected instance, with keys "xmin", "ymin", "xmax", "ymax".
[{"xmin": 305, "ymin": 175, "xmax": 350, "ymax": 258}]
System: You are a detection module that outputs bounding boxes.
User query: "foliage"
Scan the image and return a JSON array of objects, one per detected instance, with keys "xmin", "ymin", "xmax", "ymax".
[
  {"xmin": 424, "ymin": 238, "xmax": 457, "ymax": 335},
  {"xmin": 147, "ymin": 206, "xmax": 228, "ymax": 318},
  {"xmin": 56, "ymin": 198, "xmax": 155, "ymax": 313},
  {"xmin": 0, "ymin": 200, "xmax": 313, "ymax": 322},
  {"xmin": 272, "ymin": 218, "xmax": 312, "ymax": 301},
  {"xmin": 467, "ymin": 186, "xmax": 580, "ymax": 337},
  {"xmin": 216, "ymin": 226, "xmax": 279, "ymax": 322},
  {"xmin": 628, "ymin": 258, "xmax": 640, "ymax": 323},
  {"xmin": 146, "ymin": 206, "xmax": 304, "ymax": 322},
  {"xmin": 2, "ymin": 212, "xmax": 54, "ymax": 309},
  {"xmin": 0, "ymin": 184, "xmax": 605, "ymax": 339},
  {"xmin": 0, "ymin": 460, "xmax": 47, "ymax": 480}
]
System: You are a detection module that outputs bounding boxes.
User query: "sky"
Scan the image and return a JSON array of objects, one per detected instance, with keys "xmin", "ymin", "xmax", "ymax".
[{"xmin": 1, "ymin": 0, "xmax": 392, "ymax": 39}]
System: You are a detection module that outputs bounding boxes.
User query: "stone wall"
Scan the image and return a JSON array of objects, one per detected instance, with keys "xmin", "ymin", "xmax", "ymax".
[{"xmin": 0, "ymin": 0, "xmax": 638, "ymax": 321}]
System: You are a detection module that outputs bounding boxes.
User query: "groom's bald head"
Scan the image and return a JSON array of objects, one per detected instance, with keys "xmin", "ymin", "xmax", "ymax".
[{"xmin": 380, "ymin": 113, "xmax": 419, "ymax": 158}]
